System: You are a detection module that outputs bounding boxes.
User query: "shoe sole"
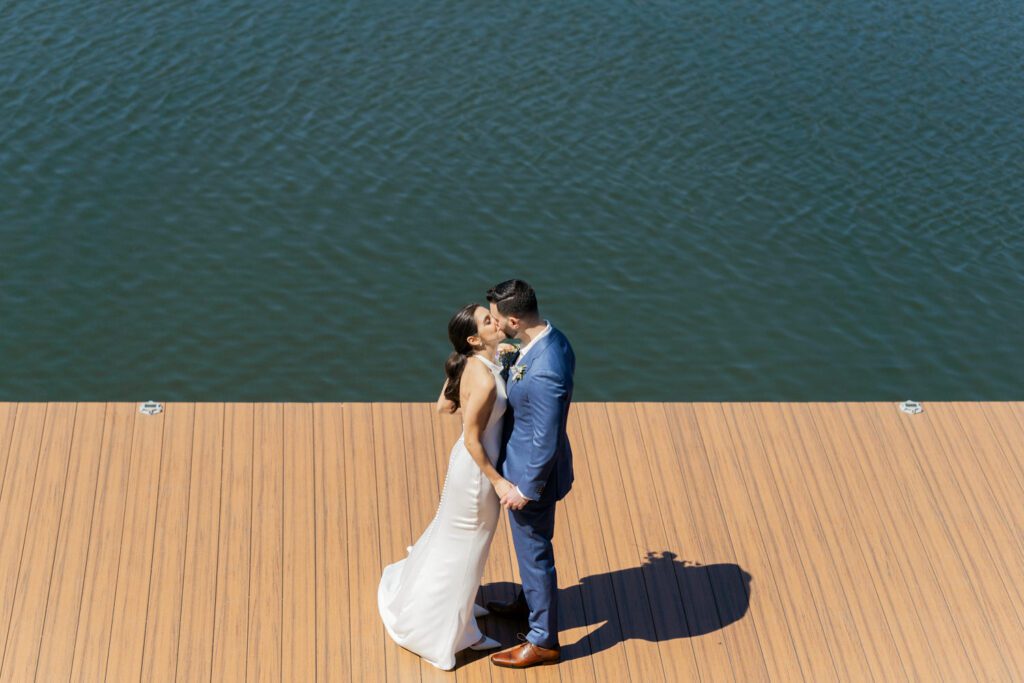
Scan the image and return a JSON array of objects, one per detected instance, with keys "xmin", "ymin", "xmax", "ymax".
[{"xmin": 491, "ymin": 659, "xmax": 560, "ymax": 668}]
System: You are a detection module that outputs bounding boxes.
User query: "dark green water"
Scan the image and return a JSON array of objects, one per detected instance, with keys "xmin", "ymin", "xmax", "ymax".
[{"xmin": 2, "ymin": 1, "xmax": 1022, "ymax": 401}]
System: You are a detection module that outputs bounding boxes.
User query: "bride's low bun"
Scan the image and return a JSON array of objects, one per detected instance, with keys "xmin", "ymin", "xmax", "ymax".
[
  {"xmin": 443, "ymin": 304, "xmax": 481, "ymax": 412},
  {"xmin": 443, "ymin": 352, "xmax": 467, "ymax": 412}
]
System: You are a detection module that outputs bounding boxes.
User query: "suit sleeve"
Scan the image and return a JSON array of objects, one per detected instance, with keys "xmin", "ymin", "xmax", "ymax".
[{"xmin": 517, "ymin": 370, "xmax": 568, "ymax": 501}]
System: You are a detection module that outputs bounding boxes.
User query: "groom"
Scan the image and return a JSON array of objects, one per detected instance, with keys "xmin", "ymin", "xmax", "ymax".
[{"xmin": 484, "ymin": 279, "xmax": 575, "ymax": 669}]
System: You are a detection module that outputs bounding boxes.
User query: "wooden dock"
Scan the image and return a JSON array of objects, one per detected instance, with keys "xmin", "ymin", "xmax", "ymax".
[{"xmin": 0, "ymin": 402, "xmax": 1022, "ymax": 682}]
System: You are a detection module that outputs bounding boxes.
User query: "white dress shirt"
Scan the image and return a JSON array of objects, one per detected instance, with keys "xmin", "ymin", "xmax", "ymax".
[
  {"xmin": 512, "ymin": 321, "xmax": 551, "ymax": 501},
  {"xmin": 514, "ymin": 320, "xmax": 550, "ymax": 363}
]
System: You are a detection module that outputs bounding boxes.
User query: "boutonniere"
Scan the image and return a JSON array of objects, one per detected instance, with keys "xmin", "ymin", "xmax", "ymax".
[
  {"xmin": 496, "ymin": 342, "xmax": 520, "ymax": 369},
  {"xmin": 512, "ymin": 364, "xmax": 528, "ymax": 382}
]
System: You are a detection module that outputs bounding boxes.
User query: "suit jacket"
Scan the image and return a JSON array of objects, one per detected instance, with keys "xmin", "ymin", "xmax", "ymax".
[{"xmin": 498, "ymin": 325, "xmax": 575, "ymax": 503}]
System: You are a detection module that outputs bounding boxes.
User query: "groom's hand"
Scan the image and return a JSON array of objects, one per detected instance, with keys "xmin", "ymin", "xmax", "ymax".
[{"xmin": 500, "ymin": 486, "xmax": 529, "ymax": 511}]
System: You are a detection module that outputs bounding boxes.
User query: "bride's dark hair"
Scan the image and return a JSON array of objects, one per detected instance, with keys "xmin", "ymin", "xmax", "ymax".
[{"xmin": 443, "ymin": 304, "xmax": 482, "ymax": 413}]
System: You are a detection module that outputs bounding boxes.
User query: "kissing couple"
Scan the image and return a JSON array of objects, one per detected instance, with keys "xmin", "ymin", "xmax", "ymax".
[{"xmin": 377, "ymin": 279, "xmax": 576, "ymax": 670}]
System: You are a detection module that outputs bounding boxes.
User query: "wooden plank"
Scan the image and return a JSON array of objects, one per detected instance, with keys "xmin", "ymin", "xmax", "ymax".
[
  {"xmin": 835, "ymin": 403, "xmax": 977, "ymax": 680},
  {"xmin": 768, "ymin": 404, "xmax": 906, "ymax": 681},
  {"xmin": 374, "ymin": 403, "xmax": 422, "ymax": 681},
  {"xmin": 720, "ymin": 404, "xmax": 841, "ymax": 681},
  {"xmin": 633, "ymin": 404, "xmax": 742, "ymax": 682},
  {"xmin": 246, "ymin": 402, "xmax": 284, "ymax": 682},
  {"xmin": 140, "ymin": 403, "xmax": 197, "ymax": 682},
  {"xmin": 929, "ymin": 404, "xmax": 1024, "ymax": 654},
  {"xmin": 600, "ymin": 404, "xmax": 701, "ymax": 682},
  {"xmin": 947, "ymin": 403, "xmax": 1024, "ymax": 555},
  {"xmin": 0, "ymin": 404, "xmax": 18, "ymax": 511},
  {"xmin": 7, "ymin": 401, "xmax": 1022, "ymax": 681},
  {"xmin": 1011, "ymin": 402, "xmax": 1024, "ymax": 432},
  {"xmin": 970, "ymin": 402, "xmax": 1024, "ymax": 649},
  {"xmin": 283, "ymin": 403, "xmax": 317, "ymax": 682},
  {"xmin": 402, "ymin": 404, "xmax": 444, "ymax": 555},
  {"xmin": 559, "ymin": 408, "xmax": 632, "ymax": 682},
  {"xmin": 400, "ymin": 403, "xmax": 470, "ymax": 683},
  {"xmin": 663, "ymin": 404, "xmax": 772, "ymax": 682},
  {"xmin": 138, "ymin": 403, "xmax": 195, "ymax": 679},
  {"xmin": 210, "ymin": 403, "xmax": 254, "ymax": 682},
  {"xmin": 0, "ymin": 401, "xmax": 18, "ymax": 667},
  {"xmin": 572, "ymin": 404, "xmax": 663, "ymax": 681},
  {"xmin": 479, "ymin": 515, "xmax": 526, "ymax": 683},
  {"xmin": 103, "ymin": 400, "xmax": 168, "ymax": 682},
  {"xmin": 33, "ymin": 403, "xmax": 110, "ymax": 683},
  {"xmin": 547, "ymin": 444, "xmax": 597, "ymax": 683},
  {"xmin": 987, "ymin": 404, "xmax": 1024, "ymax": 480},
  {"xmin": 176, "ymin": 403, "xmax": 227, "ymax": 682},
  {"xmin": 484, "ymin": 533, "xmax": 529, "ymax": 683},
  {"xmin": 315, "ymin": 403, "xmax": 351, "ymax": 682},
  {"xmin": 691, "ymin": 403, "xmax": 808, "ymax": 682},
  {"xmin": 872, "ymin": 403, "xmax": 1015, "ymax": 679},
  {"xmin": 0, "ymin": 403, "xmax": 49, "ymax": 667},
  {"xmin": 805, "ymin": 403, "xmax": 947, "ymax": 681},
  {"xmin": 69, "ymin": 402, "xmax": 137, "ymax": 682},
  {"xmin": 346, "ymin": 404, "xmax": 386, "ymax": 682},
  {"xmin": 428, "ymin": 405, "xmax": 462, "ymax": 504},
  {"xmin": 976, "ymin": 403, "xmax": 1024, "ymax": 545},
  {"xmin": 0, "ymin": 403, "xmax": 76, "ymax": 682}
]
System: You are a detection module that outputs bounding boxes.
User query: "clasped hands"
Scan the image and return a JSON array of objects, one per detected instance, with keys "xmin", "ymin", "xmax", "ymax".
[{"xmin": 493, "ymin": 478, "xmax": 529, "ymax": 510}]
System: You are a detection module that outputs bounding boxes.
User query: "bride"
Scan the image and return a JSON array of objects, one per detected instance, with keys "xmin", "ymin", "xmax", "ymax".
[{"xmin": 377, "ymin": 303, "xmax": 515, "ymax": 670}]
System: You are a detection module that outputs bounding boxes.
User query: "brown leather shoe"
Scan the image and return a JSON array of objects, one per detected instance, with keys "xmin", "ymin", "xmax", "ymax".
[
  {"xmin": 490, "ymin": 636, "xmax": 560, "ymax": 668},
  {"xmin": 484, "ymin": 593, "xmax": 529, "ymax": 618}
]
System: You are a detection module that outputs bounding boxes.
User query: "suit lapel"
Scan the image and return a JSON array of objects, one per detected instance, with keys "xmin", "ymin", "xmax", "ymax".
[
  {"xmin": 520, "ymin": 326, "xmax": 559, "ymax": 366},
  {"xmin": 506, "ymin": 326, "xmax": 559, "ymax": 401},
  {"xmin": 507, "ymin": 364, "xmax": 525, "ymax": 402}
]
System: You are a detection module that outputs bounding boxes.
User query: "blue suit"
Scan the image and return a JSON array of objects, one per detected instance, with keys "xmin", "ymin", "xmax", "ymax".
[{"xmin": 498, "ymin": 324, "xmax": 574, "ymax": 649}]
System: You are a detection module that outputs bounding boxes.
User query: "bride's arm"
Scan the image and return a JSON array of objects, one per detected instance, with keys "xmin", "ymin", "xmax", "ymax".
[{"xmin": 461, "ymin": 365, "xmax": 512, "ymax": 496}]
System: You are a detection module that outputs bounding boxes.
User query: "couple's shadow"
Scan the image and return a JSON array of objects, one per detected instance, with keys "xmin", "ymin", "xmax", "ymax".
[{"xmin": 473, "ymin": 551, "xmax": 751, "ymax": 664}]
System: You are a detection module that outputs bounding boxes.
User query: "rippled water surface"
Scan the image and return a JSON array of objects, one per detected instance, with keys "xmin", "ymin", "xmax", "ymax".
[{"xmin": 2, "ymin": 1, "xmax": 1022, "ymax": 401}]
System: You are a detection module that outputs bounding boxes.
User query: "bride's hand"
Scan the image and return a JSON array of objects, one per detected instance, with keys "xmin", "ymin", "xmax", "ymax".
[{"xmin": 492, "ymin": 478, "xmax": 514, "ymax": 498}]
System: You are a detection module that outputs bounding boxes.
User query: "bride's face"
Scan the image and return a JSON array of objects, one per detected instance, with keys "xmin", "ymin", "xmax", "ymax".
[{"xmin": 470, "ymin": 306, "xmax": 502, "ymax": 349}]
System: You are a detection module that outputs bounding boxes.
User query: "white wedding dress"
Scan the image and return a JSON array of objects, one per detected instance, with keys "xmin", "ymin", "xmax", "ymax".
[{"xmin": 378, "ymin": 354, "xmax": 507, "ymax": 670}]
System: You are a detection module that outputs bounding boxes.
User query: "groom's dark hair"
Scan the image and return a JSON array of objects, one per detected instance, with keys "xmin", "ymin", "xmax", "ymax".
[{"xmin": 486, "ymin": 279, "xmax": 539, "ymax": 318}]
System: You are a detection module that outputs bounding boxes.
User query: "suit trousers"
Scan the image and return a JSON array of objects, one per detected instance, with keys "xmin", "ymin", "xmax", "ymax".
[{"xmin": 508, "ymin": 498, "xmax": 559, "ymax": 649}]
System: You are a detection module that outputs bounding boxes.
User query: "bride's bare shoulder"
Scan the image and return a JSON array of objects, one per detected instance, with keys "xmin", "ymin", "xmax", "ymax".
[{"xmin": 463, "ymin": 358, "xmax": 497, "ymax": 391}]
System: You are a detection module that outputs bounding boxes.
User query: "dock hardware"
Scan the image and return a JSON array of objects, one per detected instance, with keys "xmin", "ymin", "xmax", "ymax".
[
  {"xmin": 140, "ymin": 401, "xmax": 164, "ymax": 415},
  {"xmin": 899, "ymin": 400, "xmax": 923, "ymax": 415}
]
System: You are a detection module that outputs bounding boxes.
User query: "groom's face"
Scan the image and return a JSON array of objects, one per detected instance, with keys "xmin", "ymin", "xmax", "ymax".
[{"xmin": 489, "ymin": 302, "xmax": 520, "ymax": 339}]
